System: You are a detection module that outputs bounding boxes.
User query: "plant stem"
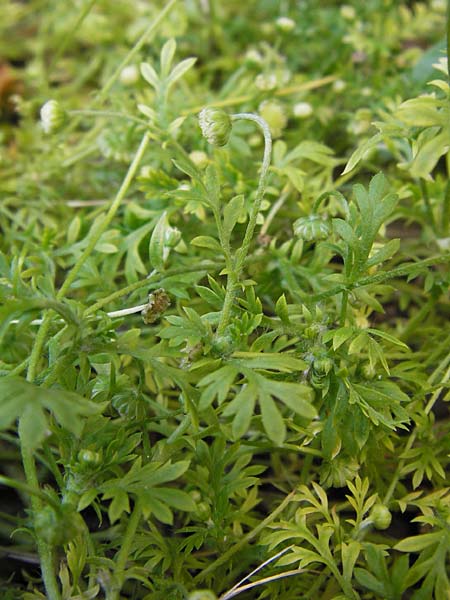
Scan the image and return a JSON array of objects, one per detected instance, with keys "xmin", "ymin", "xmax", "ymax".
[
  {"xmin": 69, "ymin": 110, "xmax": 148, "ymax": 127},
  {"xmin": 383, "ymin": 351, "xmax": 450, "ymax": 505},
  {"xmin": 20, "ymin": 131, "xmax": 151, "ymax": 598},
  {"xmin": 193, "ymin": 489, "xmax": 295, "ymax": 584},
  {"xmin": 18, "ymin": 426, "xmax": 61, "ymax": 600},
  {"xmin": 49, "ymin": 0, "xmax": 98, "ymax": 69},
  {"xmin": 108, "ymin": 500, "xmax": 142, "ymax": 600},
  {"xmin": 216, "ymin": 113, "xmax": 272, "ymax": 336},
  {"xmin": 96, "ymin": 0, "xmax": 177, "ymax": 105},
  {"xmin": 309, "ymin": 253, "xmax": 450, "ymax": 302},
  {"xmin": 183, "ymin": 75, "xmax": 336, "ymax": 115},
  {"xmin": 59, "ymin": 132, "xmax": 151, "ymax": 298},
  {"xmin": 25, "ymin": 131, "xmax": 151, "ymax": 383}
]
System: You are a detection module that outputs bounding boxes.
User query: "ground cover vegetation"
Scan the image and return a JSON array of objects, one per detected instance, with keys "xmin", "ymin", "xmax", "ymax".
[{"xmin": 0, "ymin": 0, "xmax": 449, "ymax": 598}]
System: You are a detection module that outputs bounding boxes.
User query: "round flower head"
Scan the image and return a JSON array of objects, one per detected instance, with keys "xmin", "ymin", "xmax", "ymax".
[
  {"xmin": 258, "ymin": 100, "xmax": 287, "ymax": 138},
  {"xmin": 276, "ymin": 16, "xmax": 295, "ymax": 32},
  {"xmin": 119, "ymin": 65, "xmax": 139, "ymax": 86},
  {"xmin": 198, "ymin": 108, "xmax": 232, "ymax": 147},
  {"xmin": 370, "ymin": 504, "xmax": 392, "ymax": 530},
  {"xmin": 293, "ymin": 101, "xmax": 313, "ymax": 118},
  {"xmin": 40, "ymin": 100, "xmax": 66, "ymax": 134},
  {"xmin": 188, "ymin": 592, "xmax": 217, "ymax": 600},
  {"xmin": 293, "ymin": 215, "xmax": 330, "ymax": 242},
  {"xmin": 189, "ymin": 150, "xmax": 208, "ymax": 168}
]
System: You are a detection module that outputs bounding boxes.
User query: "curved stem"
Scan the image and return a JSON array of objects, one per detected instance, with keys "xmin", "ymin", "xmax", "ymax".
[{"xmin": 216, "ymin": 113, "xmax": 272, "ymax": 336}]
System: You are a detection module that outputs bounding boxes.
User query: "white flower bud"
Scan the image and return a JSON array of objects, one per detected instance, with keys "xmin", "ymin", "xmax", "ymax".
[
  {"xmin": 119, "ymin": 65, "xmax": 139, "ymax": 86},
  {"xmin": 244, "ymin": 49, "xmax": 264, "ymax": 66},
  {"xmin": 275, "ymin": 16, "xmax": 296, "ymax": 32},
  {"xmin": 40, "ymin": 100, "xmax": 66, "ymax": 134},
  {"xmin": 333, "ymin": 79, "xmax": 346, "ymax": 93},
  {"xmin": 293, "ymin": 101, "xmax": 313, "ymax": 118},
  {"xmin": 340, "ymin": 5, "xmax": 356, "ymax": 20},
  {"xmin": 255, "ymin": 73, "xmax": 278, "ymax": 91},
  {"xmin": 189, "ymin": 150, "xmax": 208, "ymax": 168}
]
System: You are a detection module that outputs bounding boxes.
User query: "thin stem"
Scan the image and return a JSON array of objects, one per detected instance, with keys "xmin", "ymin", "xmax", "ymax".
[
  {"xmin": 309, "ymin": 253, "xmax": 450, "ymax": 302},
  {"xmin": 447, "ymin": 0, "xmax": 450, "ymax": 83},
  {"xmin": 216, "ymin": 113, "xmax": 272, "ymax": 336},
  {"xmin": 69, "ymin": 110, "xmax": 147, "ymax": 127},
  {"xmin": 223, "ymin": 545, "xmax": 294, "ymax": 597},
  {"xmin": 107, "ymin": 304, "xmax": 147, "ymax": 318},
  {"xmin": 25, "ymin": 131, "xmax": 151, "ymax": 383},
  {"xmin": 183, "ymin": 75, "xmax": 336, "ymax": 115},
  {"xmin": 49, "ymin": 0, "xmax": 98, "ymax": 69},
  {"xmin": 418, "ymin": 179, "xmax": 436, "ymax": 230},
  {"xmin": 108, "ymin": 500, "xmax": 142, "ymax": 600},
  {"xmin": 96, "ymin": 0, "xmax": 177, "ymax": 105},
  {"xmin": 259, "ymin": 190, "xmax": 289, "ymax": 236},
  {"xmin": 383, "ymin": 352, "xmax": 450, "ymax": 505},
  {"xmin": 220, "ymin": 569, "xmax": 304, "ymax": 600},
  {"xmin": 58, "ymin": 131, "xmax": 151, "ymax": 299},
  {"xmin": 18, "ymin": 428, "xmax": 61, "ymax": 600},
  {"xmin": 193, "ymin": 489, "xmax": 295, "ymax": 584}
]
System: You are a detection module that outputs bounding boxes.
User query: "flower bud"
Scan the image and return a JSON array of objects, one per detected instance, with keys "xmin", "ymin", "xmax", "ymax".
[
  {"xmin": 164, "ymin": 225, "xmax": 182, "ymax": 248},
  {"xmin": 120, "ymin": 65, "xmax": 139, "ymax": 86},
  {"xmin": 188, "ymin": 592, "xmax": 217, "ymax": 600},
  {"xmin": 78, "ymin": 449, "xmax": 101, "ymax": 466},
  {"xmin": 293, "ymin": 215, "xmax": 330, "ymax": 242},
  {"xmin": 198, "ymin": 108, "xmax": 232, "ymax": 147},
  {"xmin": 333, "ymin": 79, "xmax": 346, "ymax": 93},
  {"xmin": 189, "ymin": 150, "xmax": 209, "ymax": 168},
  {"xmin": 258, "ymin": 100, "xmax": 287, "ymax": 138},
  {"xmin": 340, "ymin": 5, "xmax": 356, "ymax": 20},
  {"xmin": 40, "ymin": 100, "xmax": 66, "ymax": 134},
  {"xmin": 293, "ymin": 101, "xmax": 313, "ymax": 118},
  {"xmin": 370, "ymin": 504, "xmax": 392, "ymax": 530},
  {"xmin": 275, "ymin": 16, "xmax": 296, "ymax": 32},
  {"xmin": 255, "ymin": 73, "xmax": 277, "ymax": 91},
  {"xmin": 244, "ymin": 49, "xmax": 264, "ymax": 66}
]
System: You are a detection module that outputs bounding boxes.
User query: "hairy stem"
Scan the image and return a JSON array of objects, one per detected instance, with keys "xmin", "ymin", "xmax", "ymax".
[
  {"xmin": 108, "ymin": 500, "xmax": 142, "ymax": 600},
  {"xmin": 216, "ymin": 113, "xmax": 272, "ymax": 336}
]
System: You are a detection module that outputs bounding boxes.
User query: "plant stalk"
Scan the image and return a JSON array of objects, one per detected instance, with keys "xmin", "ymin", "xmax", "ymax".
[{"xmin": 216, "ymin": 113, "xmax": 272, "ymax": 336}]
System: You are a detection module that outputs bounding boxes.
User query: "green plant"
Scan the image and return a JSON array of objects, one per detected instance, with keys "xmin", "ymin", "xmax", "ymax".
[{"xmin": 0, "ymin": 1, "xmax": 449, "ymax": 599}]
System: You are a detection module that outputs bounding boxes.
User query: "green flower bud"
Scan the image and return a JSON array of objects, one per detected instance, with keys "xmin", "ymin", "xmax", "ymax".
[
  {"xmin": 188, "ymin": 592, "xmax": 217, "ymax": 600},
  {"xmin": 370, "ymin": 504, "xmax": 392, "ymax": 530},
  {"xmin": 258, "ymin": 100, "xmax": 287, "ymax": 138},
  {"xmin": 293, "ymin": 215, "xmax": 330, "ymax": 242},
  {"xmin": 211, "ymin": 334, "xmax": 234, "ymax": 357},
  {"xmin": 198, "ymin": 108, "xmax": 232, "ymax": 146},
  {"xmin": 78, "ymin": 449, "xmax": 101, "ymax": 467},
  {"xmin": 40, "ymin": 100, "xmax": 66, "ymax": 134},
  {"xmin": 164, "ymin": 225, "xmax": 182, "ymax": 248},
  {"xmin": 189, "ymin": 150, "xmax": 209, "ymax": 168}
]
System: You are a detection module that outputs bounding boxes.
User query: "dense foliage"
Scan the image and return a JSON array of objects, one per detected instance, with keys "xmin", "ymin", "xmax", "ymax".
[{"xmin": 1, "ymin": 1, "xmax": 449, "ymax": 598}]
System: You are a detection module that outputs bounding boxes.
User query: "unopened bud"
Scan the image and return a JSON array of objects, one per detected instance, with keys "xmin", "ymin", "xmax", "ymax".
[
  {"xmin": 276, "ymin": 16, "xmax": 296, "ymax": 32},
  {"xmin": 293, "ymin": 215, "xmax": 330, "ymax": 242},
  {"xmin": 198, "ymin": 108, "xmax": 232, "ymax": 147},
  {"xmin": 370, "ymin": 504, "xmax": 392, "ymax": 530},
  {"xmin": 40, "ymin": 100, "xmax": 66, "ymax": 134}
]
